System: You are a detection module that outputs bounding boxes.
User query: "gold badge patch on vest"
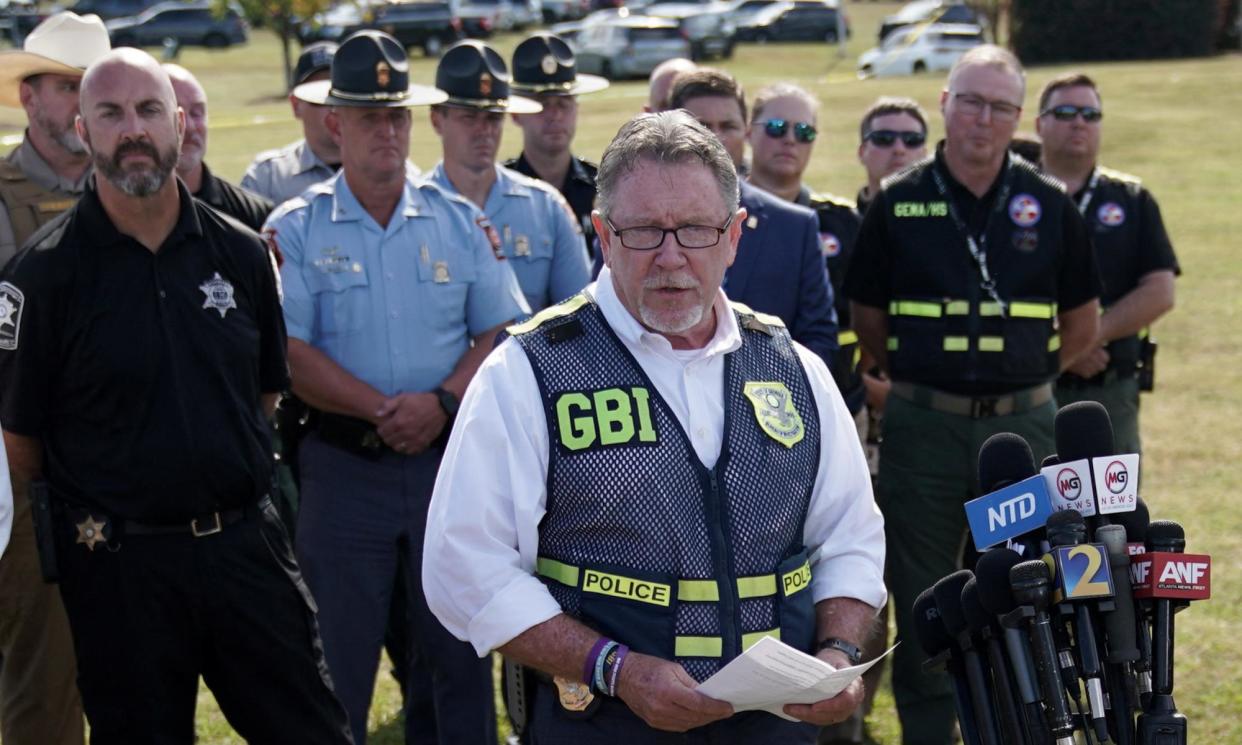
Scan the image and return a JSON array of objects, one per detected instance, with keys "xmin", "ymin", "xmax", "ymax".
[{"xmin": 743, "ymin": 381, "xmax": 804, "ymax": 448}]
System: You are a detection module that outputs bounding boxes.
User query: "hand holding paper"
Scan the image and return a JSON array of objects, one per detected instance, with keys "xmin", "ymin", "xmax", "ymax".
[{"xmin": 695, "ymin": 636, "xmax": 897, "ymax": 723}]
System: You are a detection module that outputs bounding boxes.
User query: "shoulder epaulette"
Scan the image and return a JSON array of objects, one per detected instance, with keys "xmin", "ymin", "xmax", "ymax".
[
  {"xmin": 729, "ymin": 300, "xmax": 785, "ymax": 336},
  {"xmin": 1010, "ymin": 156, "xmax": 1066, "ymax": 193},
  {"xmin": 24, "ymin": 208, "xmax": 71, "ymax": 253},
  {"xmin": 1096, "ymin": 165, "xmax": 1143, "ymax": 186},
  {"xmin": 808, "ymin": 191, "xmax": 856, "ymax": 211},
  {"xmin": 880, "ymin": 156, "xmax": 931, "ymax": 191},
  {"xmin": 507, "ymin": 293, "xmax": 592, "ymax": 336}
]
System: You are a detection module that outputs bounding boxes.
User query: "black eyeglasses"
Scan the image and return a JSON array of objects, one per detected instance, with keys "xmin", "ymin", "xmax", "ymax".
[
  {"xmin": 1040, "ymin": 104, "xmax": 1103, "ymax": 122},
  {"xmin": 760, "ymin": 119, "xmax": 817, "ymax": 143},
  {"xmin": 952, "ymin": 92, "xmax": 1022, "ymax": 122},
  {"xmin": 863, "ymin": 129, "xmax": 927, "ymax": 148},
  {"xmin": 605, "ymin": 214, "xmax": 734, "ymax": 250}
]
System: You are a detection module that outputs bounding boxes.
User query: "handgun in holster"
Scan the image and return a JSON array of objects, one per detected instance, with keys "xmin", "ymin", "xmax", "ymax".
[
  {"xmin": 29, "ymin": 480, "xmax": 59, "ymax": 583},
  {"xmin": 1138, "ymin": 337, "xmax": 1157, "ymax": 392}
]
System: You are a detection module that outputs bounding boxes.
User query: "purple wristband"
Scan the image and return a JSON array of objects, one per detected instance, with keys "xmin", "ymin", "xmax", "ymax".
[
  {"xmin": 607, "ymin": 644, "xmax": 630, "ymax": 697},
  {"xmin": 583, "ymin": 638, "xmax": 610, "ymax": 685}
]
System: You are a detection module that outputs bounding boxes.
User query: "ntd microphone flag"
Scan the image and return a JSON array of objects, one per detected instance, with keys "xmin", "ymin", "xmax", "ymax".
[
  {"xmin": 965, "ymin": 474, "xmax": 1054, "ymax": 550},
  {"xmin": 1092, "ymin": 453, "xmax": 1139, "ymax": 515},
  {"xmin": 1041, "ymin": 458, "xmax": 1097, "ymax": 516}
]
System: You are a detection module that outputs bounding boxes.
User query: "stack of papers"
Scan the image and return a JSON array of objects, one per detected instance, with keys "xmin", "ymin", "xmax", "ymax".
[{"xmin": 695, "ymin": 636, "xmax": 897, "ymax": 721}]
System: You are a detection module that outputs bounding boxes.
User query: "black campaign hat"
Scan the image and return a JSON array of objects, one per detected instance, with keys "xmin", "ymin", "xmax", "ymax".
[
  {"xmin": 290, "ymin": 41, "xmax": 337, "ymax": 90},
  {"xmin": 294, "ymin": 30, "xmax": 446, "ymax": 107},
  {"xmin": 434, "ymin": 40, "xmax": 541, "ymax": 114},
  {"xmin": 511, "ymin": 33, "xmax": 609, "ymax": 97}
]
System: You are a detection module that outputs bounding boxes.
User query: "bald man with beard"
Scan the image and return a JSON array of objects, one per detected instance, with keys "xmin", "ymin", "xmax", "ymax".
[{"xmin": 0, "ymin": 49, "xmax": 353, "ymax": 744}]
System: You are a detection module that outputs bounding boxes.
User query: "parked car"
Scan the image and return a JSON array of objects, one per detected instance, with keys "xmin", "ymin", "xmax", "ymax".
[
  {"xmin": 878, "ymin": 0, "xmax": 978, "ymax": 41},
  {"xmin": 573, "ymin": 15, "xmax": 691, "ymax": 79},
  {"xmin": 299, "ymin": 0, "xmax": 462, "ymax": 56},
  {"xmin": 107, "ymin": 1, "xmax": 248, "ymax": 48},
  {"xmin": 734, "ymin": 1, "xmax": 848, "ymax": 43},
  {"xmin": 510, "ymin": 0, "xmax": 542, "ymax": 27},
  {"xmin": 857, "ymin": 21, "xmax": 983, "ymax": 77},
  {"xmin": 457, "ymin": 0, "xmax": 515, "ymax": 36},
  {"xmin": 542, "ymin": 0, "xmax": 589, "ymax": 22},
  {"xmin": 70, "ymin": 0, "xmax": 159, "ymax": 21},
  {"xmin": 551, "ymin": 7, "xmax": 632, "ymax": 47},
  {"xmin": 644, "ymin": 2, "xmax": 734, "ymax": 60}
]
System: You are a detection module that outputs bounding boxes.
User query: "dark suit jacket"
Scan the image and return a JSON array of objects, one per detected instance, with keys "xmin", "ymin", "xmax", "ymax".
[{"xmin": 725, "ymin": 181, "xmax": 838, "ymax": 365}]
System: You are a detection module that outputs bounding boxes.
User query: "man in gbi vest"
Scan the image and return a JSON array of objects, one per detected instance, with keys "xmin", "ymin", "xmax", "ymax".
[
  {"xmin": 0, "ymin": 12, "xmax": 109, "ymax": 266},
  {"xmin": 424, "ymin": 110, "xmax": 886, "ymax": 742},
  {"xmin": 0, "ymin": 11, "xmax": 110, "ymax": 745},
  {"xmin": 845, "ymin": 46, "xmax": 1102, "ymax": 745}
]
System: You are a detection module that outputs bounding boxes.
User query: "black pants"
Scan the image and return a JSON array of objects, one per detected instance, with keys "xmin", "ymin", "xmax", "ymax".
[
  {"xmin": 529, "ymin": 681, "xmax": 819, "ymax": 744},
  {"xmin": 55, "ymin": 500, "xmax": 354, "ymax": 745}
]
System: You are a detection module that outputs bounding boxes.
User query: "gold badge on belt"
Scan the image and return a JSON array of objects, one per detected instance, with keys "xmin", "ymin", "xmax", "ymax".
[
  {"xmin": 75, "ymin": 515, "xmax": 109, "ymax": 551},
  {"xmin": 553, "ymin": 676, "xmax": 598, "ymax": 716},
  {"xmin": 743, "ymin": 381, "xmax": 805, "ymax": 448}
]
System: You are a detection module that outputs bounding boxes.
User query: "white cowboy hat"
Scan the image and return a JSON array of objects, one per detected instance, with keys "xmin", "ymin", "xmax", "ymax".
[{"xmin": 0, "ymin": 12, "xmax": 111, "ymax": 109}]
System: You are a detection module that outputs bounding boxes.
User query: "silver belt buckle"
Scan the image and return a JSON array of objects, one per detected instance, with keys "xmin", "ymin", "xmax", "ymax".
[{"xmin": 191, "ymin": 512, "xmax": 223, "ymax": 537}]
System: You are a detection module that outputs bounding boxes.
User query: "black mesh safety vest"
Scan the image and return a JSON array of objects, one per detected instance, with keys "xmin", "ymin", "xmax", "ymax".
[
  {"xmin": 510, "ymin": 293, "xmax": 822, "ymax": 682},
  {"xmin": 881, "ymin": 156, "xmax": 1067, "ymax": 388}
]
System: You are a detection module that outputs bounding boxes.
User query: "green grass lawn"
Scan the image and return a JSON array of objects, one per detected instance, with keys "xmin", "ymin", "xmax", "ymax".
[{"xmin": 6, "ymin": 1, "xmax": 1240, "ymax": 740}]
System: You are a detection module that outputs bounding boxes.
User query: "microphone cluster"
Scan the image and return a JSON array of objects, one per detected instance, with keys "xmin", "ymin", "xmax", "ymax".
[{"xmin": 915, "ymin": 402, "xmax": 1210, "ymax": 745}]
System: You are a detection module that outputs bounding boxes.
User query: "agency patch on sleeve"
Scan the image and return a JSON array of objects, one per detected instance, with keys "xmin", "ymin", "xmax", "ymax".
[{"xmin": 0, "ymin": 281, "xmax": 25, "ymax": 350}]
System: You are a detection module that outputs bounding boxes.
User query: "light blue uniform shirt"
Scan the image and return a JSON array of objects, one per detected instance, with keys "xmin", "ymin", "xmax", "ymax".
[
  {"xmin": 266, "ymin": 171, "xmax": 530, "ymax": 396},
  {"xmin": 428, "ymin": 163, "xmax": 590, "ymax": 313}
]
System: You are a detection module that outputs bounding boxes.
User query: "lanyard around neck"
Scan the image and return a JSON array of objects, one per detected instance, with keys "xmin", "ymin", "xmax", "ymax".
[{"xmin": 931, "ymin": 163, "xmax": 1012, "ymax": 318}]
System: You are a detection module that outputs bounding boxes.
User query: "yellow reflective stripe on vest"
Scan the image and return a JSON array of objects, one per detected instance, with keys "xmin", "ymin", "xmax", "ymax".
[
  {"xmin": 979, "ymin": 336, "xmax": 1005, "ymax": 352},
  {"xmin": 1048, "ymin": 334, "xmax": 1062, "ymax": 352},
  {"xmin": 742, "ymin": 629, "xmax": 780, "ymax": 651},
  {"xmin": 1009, "ymin": 302, "xmax": 1057, "ymax": 319},
  {"xmin": 889, "ymin": 300, "xmax": 942, "ymax": 318},
  {"xmin": 678, "ymin": 579, "xmax": 719, "ymax": 602},
  {"xmin": 737, "ymin": 574, "xmax": 777, "ymax": 599},
  {"xmin": 838, "ymin": 329, "xmax": 859, "ymax": 346},
  {"xmin": 979, "ymin": 302, "xmax": 1004, "ymax": 317},
  {"xmin": 536, "ymin": 557, "xmax": 579, "ymax": 587},
  {"xmin": 945, "ymin": 300, "xmax": 970, "ymax": 316},
  {"xmin": 675, "ymin": 636, "xmax": 723, "ymax": 658},
  {"xmin": 582, "ymin": 568, "xmax": 672, "ymax": 607},
  {"xmin": 507, "ymin": 293, "xmax": 591, "ymax": 335},
  {"xmin": 944, "ymin": 336, "xmax": 969, "ymax": 352},
  {"xmin": 887, "ymin": 337, "xmax": 899, "ymax": 351}
]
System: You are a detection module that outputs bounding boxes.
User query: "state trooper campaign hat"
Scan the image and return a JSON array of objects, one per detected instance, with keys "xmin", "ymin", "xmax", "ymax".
[
  {"xmin": 290, "ymin": 40, "xmax": 337, "ymax": 91},
  {"xmin": 0, "ymin": 11, "xmax": 110, "ymax": 108},
  {"xmin": 293, "ymin": 30, "xmax": 446, "ymax": 108},
  {"xmin": 433, "ymin": 40, "xmax": 541, "ymax": 114},
  {"xmin": 510, "ymin": 33, "xmax": 608, "ymax": 97}
]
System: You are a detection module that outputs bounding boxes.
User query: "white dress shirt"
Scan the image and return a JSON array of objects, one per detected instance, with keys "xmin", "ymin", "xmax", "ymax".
[
  {"xmin": 423, "ymin": 266, "xmax": 886, "ymax": 656},
  {"xmin": 0, "ymin": 423, "xmax": 13, "ymax": 559}
]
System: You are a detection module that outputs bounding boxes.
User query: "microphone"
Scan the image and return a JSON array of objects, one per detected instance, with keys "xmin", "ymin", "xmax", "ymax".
[
  {"xmin": 1053, "ymin": 401, "xmax": 1139, "ymax": 517},
  {"xmin": 1010, "ymin": 559, "xmax": 1076, "ymax": 743},
  {"xmin": 975, "ymin": 547, "xmax": 1056, "ymax": 745},
  {"xmin": 935, "ymin": 571, "xmax": 1002, "ymax": 745},
  {"xmin": 1134, "ymin": 520, "xmax": 1207, "ymax": 744},
  {"xmin": 913, "ymin": 586, "xmax": 981, "ymax": 745},
  {"xmin": 1097, "ymin": 524, "xmax": 1140, "ymax": 744},
  {"xmin": 962, "ymin": 577, "xmax": 1029, "ymax": 745},
  {"xmin": 1045, "ymin": 510, "xmax": 1114, "ymax": 743},
  {"xmin": 967, "ymin": 434, "xmax": 1053, "ymax": 553},
  {"xmin": 1114, "ymin": 498, "xmax": 1154, "ymax": 698}
]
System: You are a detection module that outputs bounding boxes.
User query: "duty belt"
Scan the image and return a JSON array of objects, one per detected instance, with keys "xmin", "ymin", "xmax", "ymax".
[
  {"xmin": 316, "ymin": 412, "xmax": 394, "ymax": 459},
  {"xmin": 1058, "ymin": 368, "xmax": 1135, "ymax": 389},
  {"xmin": 124, "ymin": 497, "xmax": 267, "ymax": 537},
  {"xmin": 536, "ymin": 556, "xmax": 811, "ymax": 657},
  {"xmin": 890, "ymin": 382, "xmax": 1053, "ymax": 419}
]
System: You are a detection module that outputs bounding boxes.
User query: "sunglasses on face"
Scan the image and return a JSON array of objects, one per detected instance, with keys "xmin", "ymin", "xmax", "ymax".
[
  {"xmin": 863, "ymin": 130, "xmax": 927, "ymax": 148},
  {"xmin": 1040, "ymin": 104, "xmax": 1103, "ymax": 123},
  {"xmin": 761, "ymin": 119, "xmax": 817, "ymax": 143}
]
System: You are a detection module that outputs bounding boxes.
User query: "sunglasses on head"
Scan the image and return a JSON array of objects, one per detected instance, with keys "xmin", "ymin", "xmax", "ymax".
[
  {"xmin": 761, "ymin": 119, "xmax": 817, "ymax": 143},
  {"xmin": 863, "ymin": 130, "xmax": 926, "ymax": 148},
  {"xmin": 1041, "ymin": 104, "xmax": 1103, "ymax": 122}
]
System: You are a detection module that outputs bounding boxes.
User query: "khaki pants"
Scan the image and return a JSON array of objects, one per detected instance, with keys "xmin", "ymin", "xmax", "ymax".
[{"xmin": 0, "ymin": 493, "xmax": 83, "ymax": 745}]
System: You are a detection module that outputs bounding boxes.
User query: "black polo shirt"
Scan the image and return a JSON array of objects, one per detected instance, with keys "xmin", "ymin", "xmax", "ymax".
[
  {"xmin": 194, "ymin": 161, "xmax": 274, "ymax": 233},
  {"xmin": 505, "ymin": 152, "xmax": 597, "ymax": 260},
  {"xmin": 0, "ymin": 177, "xmax": 289, "ymax": 522}
]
